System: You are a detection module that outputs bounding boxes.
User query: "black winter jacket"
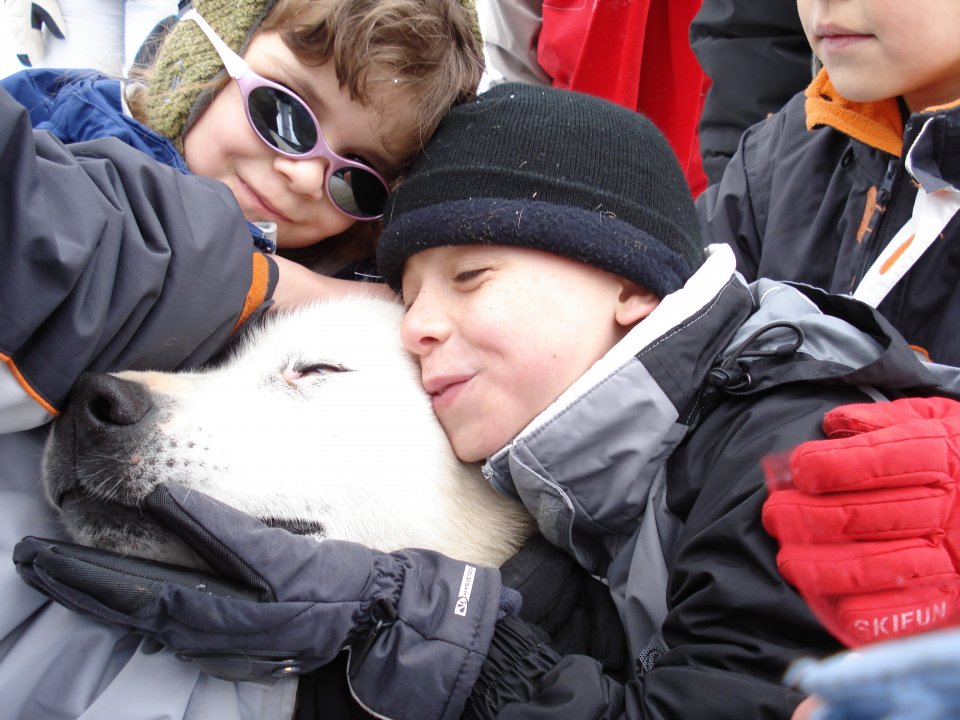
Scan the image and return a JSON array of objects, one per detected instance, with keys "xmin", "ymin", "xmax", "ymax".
[
  {"xmin": 0, "ymin": 83, "xmax": 290, "ymax": 717},
  {"xmin": 690, "ymin": 0, "xmax": 812, "ymax": 183},
  {"xmin": 698, "ymin": 70, "xmax": 960, "ymax": 367}
]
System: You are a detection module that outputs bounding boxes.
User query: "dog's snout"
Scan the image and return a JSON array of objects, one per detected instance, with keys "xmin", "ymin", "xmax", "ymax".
[{"xmin": 68, "ymin": 372, "xmax": 153, "ymax": 431}]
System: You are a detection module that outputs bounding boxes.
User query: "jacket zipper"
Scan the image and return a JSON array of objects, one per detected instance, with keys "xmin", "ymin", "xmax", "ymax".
[
  {"xmin": 348, "ymin": 597, "xmax": 398, "ymax": 678},
  {"xmin": 853, "ymin": 157, "xmax": 901, "ymax": 289}
]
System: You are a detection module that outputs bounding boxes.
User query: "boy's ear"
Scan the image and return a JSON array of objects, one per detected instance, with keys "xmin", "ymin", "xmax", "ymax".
[{"xmin": 615, "ymin": 280, "xmax": 660, "ymax": 327}]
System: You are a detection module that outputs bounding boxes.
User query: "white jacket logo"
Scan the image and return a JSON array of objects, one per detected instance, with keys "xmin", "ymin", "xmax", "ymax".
[{"xmin": 455, "ymin": 565, "xmax": 476, "ymax": 616}]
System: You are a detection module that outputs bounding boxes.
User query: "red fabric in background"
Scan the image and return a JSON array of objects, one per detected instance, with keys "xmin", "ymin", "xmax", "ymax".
[{"xmin": 537, "ymin": 0, "xmax": 709, "ymax": 196}]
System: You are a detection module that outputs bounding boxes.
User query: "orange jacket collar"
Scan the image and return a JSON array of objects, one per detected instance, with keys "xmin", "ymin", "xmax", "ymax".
[{"xmin": 804, "ymin": 69, "xmax": 904, "ymax": 157}]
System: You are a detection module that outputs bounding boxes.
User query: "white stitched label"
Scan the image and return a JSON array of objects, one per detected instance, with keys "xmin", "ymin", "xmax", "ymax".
[{"xmin": 455, "ymin": 565, "xmax": 476, "ymax": 616}]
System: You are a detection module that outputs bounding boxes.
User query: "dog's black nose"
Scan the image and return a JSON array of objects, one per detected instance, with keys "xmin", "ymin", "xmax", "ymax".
[{"xmin": 67, "ymin": 372, "xmax": 153, "ymax": 431}]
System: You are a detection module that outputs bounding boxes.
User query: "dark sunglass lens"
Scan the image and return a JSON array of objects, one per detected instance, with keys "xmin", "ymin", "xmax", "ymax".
[
  {"xmin": 248, "ymin": 86, "xmax": 317, "ymax": 154},
  {"xmin": 329, "ymin": 167, "xmax": 388, "ymax": 218}
]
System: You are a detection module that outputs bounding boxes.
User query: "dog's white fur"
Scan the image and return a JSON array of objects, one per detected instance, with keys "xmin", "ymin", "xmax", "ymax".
[{"xmin": 43, "ymin": 296, "xmax": 536, "ymax": 568}]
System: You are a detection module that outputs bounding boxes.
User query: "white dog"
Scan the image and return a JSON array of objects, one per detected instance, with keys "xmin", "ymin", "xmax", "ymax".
[{"xmin": 42, "ymin": 296, "xmax": 536, "ymax": 569}]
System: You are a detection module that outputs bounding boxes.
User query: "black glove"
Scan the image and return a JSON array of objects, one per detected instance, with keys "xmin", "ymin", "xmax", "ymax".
[
  {"xmin": 501, "ymin": 535, "xmax": 627, "ymax": 676},
  {"xmin": 15, "ymin": 484, "xmax": 508, "ymax": 720}
]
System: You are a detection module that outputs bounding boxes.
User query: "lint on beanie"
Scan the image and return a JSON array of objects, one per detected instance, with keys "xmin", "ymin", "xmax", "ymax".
[{"xmin": 377, "ymin": 82, "xmax": 705, "ymax": 297}]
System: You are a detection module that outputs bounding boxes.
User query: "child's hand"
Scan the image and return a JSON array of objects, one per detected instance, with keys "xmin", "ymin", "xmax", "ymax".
[
  {"xmin": 14, "ymin": 483, "xmax": 506, "ymax": 698},
  {"xmin": 790, "ymin": 696, "xmax": 821, "ymax": 720},
  {"xmin": 270, "ymin": 254, "xmax": 397, "ymax": 310}
]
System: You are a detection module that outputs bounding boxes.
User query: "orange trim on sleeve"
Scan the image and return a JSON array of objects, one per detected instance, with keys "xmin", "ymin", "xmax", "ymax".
[
  {"xmin": 231, "ymin": 252, "xmax": 271, "ymax": 334},
  {"xmin": 0, "ymin": 351, "xmax": 59, "ymax": 416},
  {"xmin": 804, "ymin": 70, "xmax": 903, "ymax": 157}
]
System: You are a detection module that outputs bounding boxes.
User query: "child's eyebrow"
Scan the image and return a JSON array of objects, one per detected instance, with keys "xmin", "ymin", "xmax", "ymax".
[
  {"xmin": 267, "ymin": 56, "xmax": 393, "ymax": 173},
  {"xmin": 269, "ymin": 58, "xmax": 326, "ymax": 113}
]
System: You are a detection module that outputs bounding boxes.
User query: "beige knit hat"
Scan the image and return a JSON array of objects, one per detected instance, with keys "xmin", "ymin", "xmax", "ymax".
[{"xmin": 145, "ymin": 0, "xmax": 483, "ymax": 154}]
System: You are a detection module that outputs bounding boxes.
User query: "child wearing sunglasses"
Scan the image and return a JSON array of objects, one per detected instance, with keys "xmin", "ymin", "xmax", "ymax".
[
  {"xmin": 0, "ymin": 1, "xmax": 482, "ymax": 719},
  {"xmin": 2, "ymin": 0, "xmax": 482, "ymax": 284}
]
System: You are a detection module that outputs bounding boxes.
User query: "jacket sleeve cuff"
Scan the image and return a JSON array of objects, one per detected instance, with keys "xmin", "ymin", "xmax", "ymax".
[
  {"xmin": 463, "ymin": 613, "xmax": 561, "ymax": 720},
  {"xmin": 347, "ymin": 553, "xmax": 503, "ymax": 720},
  {"xmin": 231, "ymin": 252, "xmax": 277, "ymax": 334}
]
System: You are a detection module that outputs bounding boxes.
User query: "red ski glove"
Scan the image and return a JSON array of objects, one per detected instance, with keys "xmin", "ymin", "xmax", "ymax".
[{"xmin": 762, "ymin": 396, "xmax": 960, "ymax": 648}]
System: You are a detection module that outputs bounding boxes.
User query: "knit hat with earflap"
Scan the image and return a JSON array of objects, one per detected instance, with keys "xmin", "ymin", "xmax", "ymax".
[
  {"xmin": 144, "ymin": 0, "xmax": 277, "ymax": 152},
  {"xmin": 377, "ymin": 82, "xmax": 705, "ymax": 297}
]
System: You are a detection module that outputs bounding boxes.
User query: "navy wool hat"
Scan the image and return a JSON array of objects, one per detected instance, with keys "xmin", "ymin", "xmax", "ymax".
[{"xmin": 377, "ymin": 82, "xmax": 704, "ymax": 296}]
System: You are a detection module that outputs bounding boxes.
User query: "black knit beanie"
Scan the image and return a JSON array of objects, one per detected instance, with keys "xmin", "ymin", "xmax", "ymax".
[{"xmin": 377, "ymin": 82, "xmax": 704, "ymax": 297}]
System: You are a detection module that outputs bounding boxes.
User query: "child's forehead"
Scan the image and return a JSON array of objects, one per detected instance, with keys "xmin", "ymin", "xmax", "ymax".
[
  {"xmin": 404, "ymin": 244, "xmax": 573, "ymax": 279},
  {"xmin": 411, "ymin": 244, "xmax": 512, "ymax": 264}
]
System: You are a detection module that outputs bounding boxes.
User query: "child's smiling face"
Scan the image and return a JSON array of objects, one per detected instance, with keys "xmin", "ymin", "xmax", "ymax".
[
  {"xmin": 183, "ymin": 31, "xmax": 396, "ymax": 249},
  {"xmin": 797, "ymin": 0, "xmax": 960, "ymax": 111},
  {"xmin": 399, "ymin": 244, "xmax": 659, "ymax": 463}
]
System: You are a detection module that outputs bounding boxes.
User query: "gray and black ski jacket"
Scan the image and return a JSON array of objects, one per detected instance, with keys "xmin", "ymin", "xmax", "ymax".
[{"xmin": 464, "ymin": 245, "xmax": 958, "ymax": 719}]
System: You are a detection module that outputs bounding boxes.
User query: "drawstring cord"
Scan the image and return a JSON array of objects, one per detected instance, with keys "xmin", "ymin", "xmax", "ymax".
[{"xmin": 707, "ymin": 321, "xmax": 806, "ymax": 392}]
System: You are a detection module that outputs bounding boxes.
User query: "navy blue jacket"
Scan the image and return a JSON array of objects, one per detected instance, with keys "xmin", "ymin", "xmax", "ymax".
[{"xmin": 699, "ymin": 70, "xmax": 960, "ymax": 367}]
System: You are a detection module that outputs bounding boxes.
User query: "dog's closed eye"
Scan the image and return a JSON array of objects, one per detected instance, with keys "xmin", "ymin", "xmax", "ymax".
[
  {"xmin": 281, "ymin": 363, "xmax": 350, "ymax": 386},
  {"xmin": 294, "ymin": 362, "xmax": 348, "ymax": 377}
]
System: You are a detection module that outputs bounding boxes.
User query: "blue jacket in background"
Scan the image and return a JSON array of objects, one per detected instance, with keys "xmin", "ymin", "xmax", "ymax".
[{"xmin": 1, "ymin": 68, "xmax": 189, "ymax": 172}]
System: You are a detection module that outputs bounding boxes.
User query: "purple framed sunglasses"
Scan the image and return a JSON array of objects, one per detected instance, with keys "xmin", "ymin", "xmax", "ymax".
[{"xmin": 183, "ymin": 9, "xmax": 389, "ymax": 220}]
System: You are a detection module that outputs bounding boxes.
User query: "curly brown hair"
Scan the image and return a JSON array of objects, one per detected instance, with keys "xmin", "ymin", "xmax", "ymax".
[{"xmin": 260, "ymin": 0, "xmax": 484, "ymax": 173}]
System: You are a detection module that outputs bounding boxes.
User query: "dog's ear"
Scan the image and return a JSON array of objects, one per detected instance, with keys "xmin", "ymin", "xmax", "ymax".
[{"xmin": 203, "ymin": 312, "xmax": 273, "ymax": 369}]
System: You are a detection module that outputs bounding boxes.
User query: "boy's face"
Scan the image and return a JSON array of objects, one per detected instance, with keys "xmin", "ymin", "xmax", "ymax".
[
  {"xmin": 183, "ymin": 31, "xmax": 396, "ymax": 249},
  {"xmin": 797, "ymin": 0, "xmax": 960, "ymax": 111},
  {"xmin": 400, "ymin": 245, "xmax": 659, "ymax": 463}
]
